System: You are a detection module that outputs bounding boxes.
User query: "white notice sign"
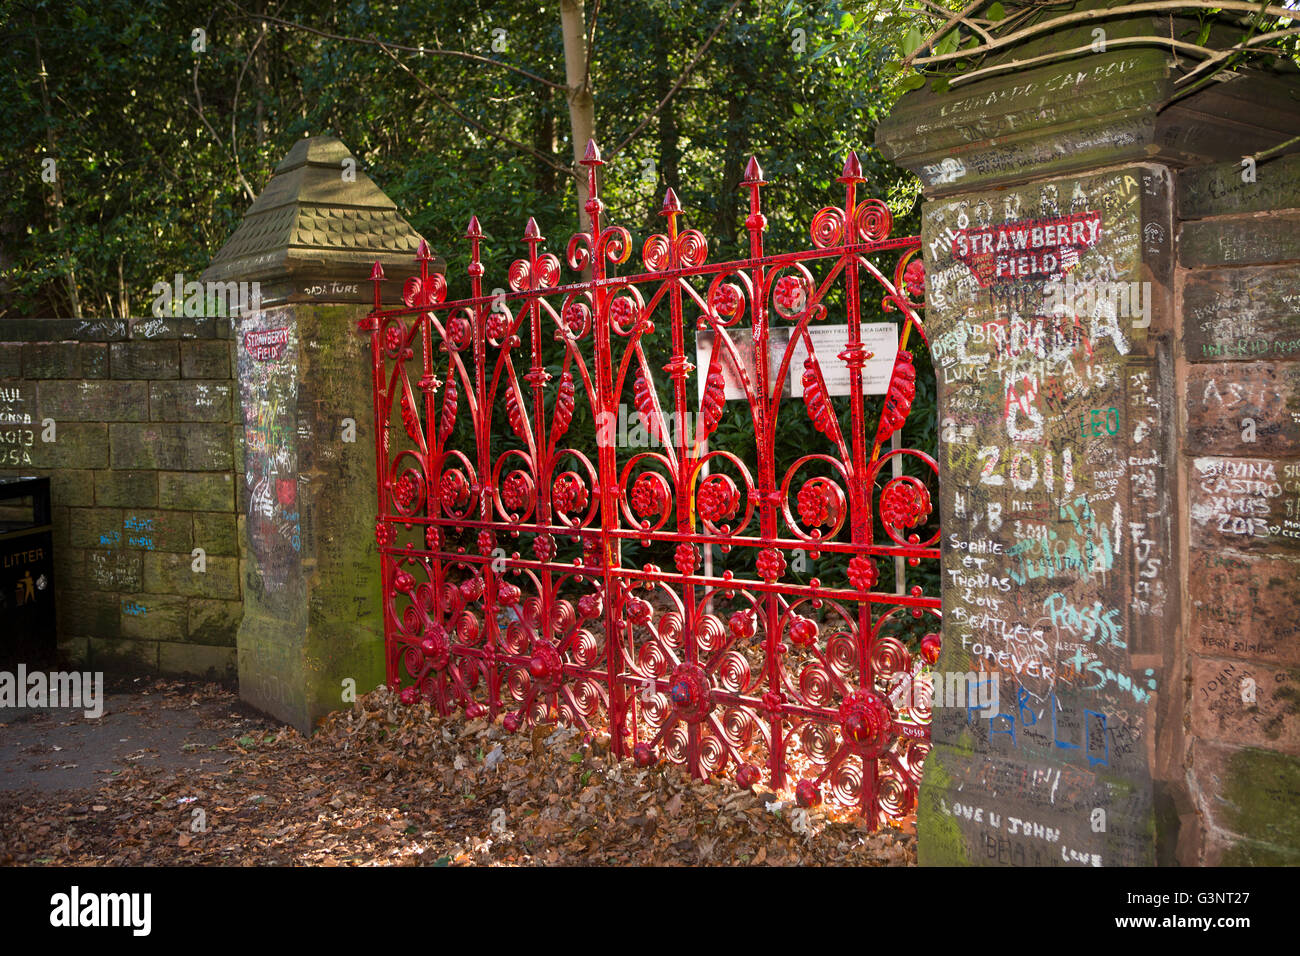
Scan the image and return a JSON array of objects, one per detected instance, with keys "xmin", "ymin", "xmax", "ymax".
[
  {"xmin": 786, "ymin": 323, "xmax": 898, "ymax": 397},
  {"xmin": 694, "ymin": 323, "xmax": 897, "ymax": 402},
  {"xmin": 694, "ymin": 328, "xmax": 783, "ymax": 403}
]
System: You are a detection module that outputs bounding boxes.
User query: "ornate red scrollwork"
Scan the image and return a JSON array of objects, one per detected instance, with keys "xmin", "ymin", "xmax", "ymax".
[
  {"xmin": 668, "ymin": 662, "xmax": 712, "ymax": 724},
  {"xmin": 880, "ymin": 475, "xmax": 932, "ymax": 531},
  {"xmin": 630, "ymin": 472, "xmax": 670, "ymax": 521},
  {"xmin": 552, "ymin": 472, "xmax": 589, "ymax": 515},
  {"xmin": 921, "ymin": 633, "xmax": 942, "ymax": 666},
  {"xmin": 421, "ymin": 623, "xmax": 451, "ymax": 671},
  {"xmin": 528, "ymin": 641, "xmax": 564, "ymax": 692},
  {"xmin": 696, "ymin": 474, "xmax": 740, "ymax": 525},
  {"xmin": 363, "ymin": 140, "xmax": 939, "ymax": 829},
  {"xmin": 756, "ymin": 548, "xmax": 786, "ymax": 583},
  {"xmin": 839, "ymin": 689, "xmax": 894, "ymax": 757}
]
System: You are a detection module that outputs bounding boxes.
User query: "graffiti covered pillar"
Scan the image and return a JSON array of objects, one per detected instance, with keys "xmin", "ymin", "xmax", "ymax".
[
  {"xmin": 878, "ymin": 21, "xmax": 1299, "ymax": 864},
  {"xmin": 913, "ymin": 162, "xmax": 1175, "ymax": 867},
  {"xmin": 203, "ymin": 136, "xmax": 436, "ymax": 732}
]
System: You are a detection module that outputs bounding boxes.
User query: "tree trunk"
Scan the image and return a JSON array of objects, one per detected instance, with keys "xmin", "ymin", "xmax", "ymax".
[
  {"xmin": 560, "ymin": 0, "xmax": 596, "ymax": 235},
  {"xmin": 117, "ymin": 252, "xmax": 129, "ymax": 319}
]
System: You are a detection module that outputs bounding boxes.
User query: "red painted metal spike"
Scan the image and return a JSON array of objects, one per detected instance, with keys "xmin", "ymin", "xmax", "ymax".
[
  {"xmin": 742, "ymin": 156, "xmax": 767, "ymax": 254},
  {"xmin": 416, "ymin": 238, "xmax": 432, "ymax": 261},
  {"xmin": 369, "ymin": 262, "xmax": 384, "ymax": 311},
  {"xmin": 580, "ymin": 138, "xmax": 604, "ymax": 166},
  {"xmin": 523, "ymin": 217, "xmax": 542, "ymax": 241},
  {"xmin": 838, "ymin": 151, "xmax": 865, "ymax": 184},
  {"xmin": 660, "ymin": 188, "xmax": 682, "ymax": 216},
  {"xmin": 465, "ymin": 215, "xmax": 483, "ymax": 238}
]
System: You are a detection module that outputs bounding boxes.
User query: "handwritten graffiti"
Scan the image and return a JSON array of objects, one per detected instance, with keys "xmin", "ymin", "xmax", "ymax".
[{"xmin": 238, "ymin": 309, "xmax": 303, "ymax": 594}]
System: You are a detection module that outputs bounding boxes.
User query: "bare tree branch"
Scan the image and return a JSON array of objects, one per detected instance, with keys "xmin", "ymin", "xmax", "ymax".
[
  {"xmin": 946, "ymin": 28, "xmax": 1300, "ymax": 89},
  {"xmin": 912, "ymin": 0, "xmax": 994, "ymax": 41},
  {"xmin": 374, "ymin": 40, "xmax": 576, "ymax": 182},
  {"xmin": 1251, "ymin": 131, "xmax": 1300, "ymax": 162},
  {"xmin": 908, "ymin": 1, "xmax": 1300, "ymax": 70},
  {"xmin": 230, "ymin": 24, "xmax": 268, "ymax": 203},
  {"xmin": 901, "ymin": 0, "xmax": 986, "ymax": 69},
  {"xmin": 242, "ymin": 9, "xmax": 568, "ymax": 90},
  {"xmin": 1171, "ymin": 24, "xmax": 1300, "ymax": 88},
  {"xmin": 191, "ymin": 59, "xmax": 257, "ymax": 202}
]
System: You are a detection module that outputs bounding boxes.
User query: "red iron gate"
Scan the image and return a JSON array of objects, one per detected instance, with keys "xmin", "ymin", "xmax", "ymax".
[{"xmin": 362, "ymin": 142, "xmax": 940, "ymax": 827}]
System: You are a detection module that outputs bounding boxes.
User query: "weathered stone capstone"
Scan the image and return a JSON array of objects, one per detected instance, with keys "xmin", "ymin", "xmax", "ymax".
[
  {"xmin": 205, "ymin": 135, "xmax": 442, "ymax": 299},
  {"xmin": 877, "ymin": 9, "xmax": 1300, "ymax": 196}
]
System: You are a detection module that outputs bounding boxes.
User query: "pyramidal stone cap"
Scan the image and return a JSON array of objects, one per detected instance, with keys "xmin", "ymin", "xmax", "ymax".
[{"xmin": 202, "ymin": 135, "xmax": 439, "ymax": 302}]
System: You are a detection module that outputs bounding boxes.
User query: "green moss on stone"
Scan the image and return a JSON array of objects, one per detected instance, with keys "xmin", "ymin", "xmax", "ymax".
[
  {"xmin": 917, "ymin": 748, "xmax": 971, "ymax": 866},
  {"xmin": 1220, "ymin": 746, "xmax": 1300, "ymax": 850}
]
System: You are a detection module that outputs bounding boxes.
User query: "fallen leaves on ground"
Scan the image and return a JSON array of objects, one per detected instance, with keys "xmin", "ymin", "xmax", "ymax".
[{"xmin": 0, "ymin": 682, "xmax": 916, "ymax": 867}]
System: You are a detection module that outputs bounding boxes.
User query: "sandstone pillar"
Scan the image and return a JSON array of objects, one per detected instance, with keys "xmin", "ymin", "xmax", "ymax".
[
  {"xmin": 203, "ymin": 136, "xmax": 438, "ymax": 732},
  {"xmin": 877, "ymin": 19, "xmax": 1300, "ymax": 864}
]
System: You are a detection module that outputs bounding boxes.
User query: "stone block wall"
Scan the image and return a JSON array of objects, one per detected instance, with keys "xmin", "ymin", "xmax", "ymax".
[
  {"xmin": 1175, "ymin": 153, "xmax": 1300, "ymax": 864},
  {"xmin": 0, "ymin": 317, "xmax": 241, "ymax": 679}
]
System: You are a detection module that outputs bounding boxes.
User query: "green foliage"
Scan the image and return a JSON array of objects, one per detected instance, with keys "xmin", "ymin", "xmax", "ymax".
[{"xmin": 1, "ymin": 0, "xmax": 920, "ymax": 319}]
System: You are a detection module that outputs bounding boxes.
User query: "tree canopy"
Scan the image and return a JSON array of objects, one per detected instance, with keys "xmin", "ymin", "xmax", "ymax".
[{"xmin": 1, "ymin": 0, "xmax": 920, "ymax": 318}]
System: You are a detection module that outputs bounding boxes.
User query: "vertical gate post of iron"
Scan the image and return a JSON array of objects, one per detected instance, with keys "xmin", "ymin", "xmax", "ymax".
[
  {"xmin": 363, "ymin": 266, "xmax": 393, "ymax": 686},
  {"xmin": 414, "ymin": 243, "xmax": 439, "ymax": 702},
  {"xmin": 522, "ymin": 215, "xmax": 554, "ymax": 724},
  {"xmin": 836, "ymin": 153, "xmax": 879, "ymax": 820},
  {"xmin": 579, "ymin": 143, "xmax": 628, "ymax": 760},
  {"xmin": 464, "ymin": 216, "xmax": 500, "ymax": 718},
  {"xmin": 660, "ymin": 187, "xmax": 699, "ymax": 773},
  {"xmin": 739, "ymin": 158, "xmax": 786, "ymax": 792}
]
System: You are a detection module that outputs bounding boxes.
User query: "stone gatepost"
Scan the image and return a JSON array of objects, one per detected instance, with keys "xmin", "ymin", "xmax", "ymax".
[
  {"xmin": 877, "ymin": 13, "xmax": 1300, "ymax": 865},
  {"xmin": 203, "ymin": 136, "xmax": 437, "ymax": 732}
]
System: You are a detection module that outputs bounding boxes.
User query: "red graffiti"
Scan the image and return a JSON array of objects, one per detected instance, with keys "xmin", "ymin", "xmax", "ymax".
[
  {"xmin": 276, "ymin": 478, "xmax": 296, "ymax": 508},
  {"xmin": 953, "ymin": 211, "xmax": 1102, "ymax": 287},
  {"xmin": 244, "ymin": 327, "xmax": 290, "ymax": 361}
]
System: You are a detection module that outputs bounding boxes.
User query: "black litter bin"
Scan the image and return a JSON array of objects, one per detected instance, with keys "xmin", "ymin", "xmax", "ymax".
[{"xmin": 0, "ymin": 476, "xmax": 56, "ymax": 669}]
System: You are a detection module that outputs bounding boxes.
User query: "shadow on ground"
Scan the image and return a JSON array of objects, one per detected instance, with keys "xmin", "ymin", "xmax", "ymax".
[{"xmin": 1, "ymin": 678, "xmax": 270, "ymax": 792}]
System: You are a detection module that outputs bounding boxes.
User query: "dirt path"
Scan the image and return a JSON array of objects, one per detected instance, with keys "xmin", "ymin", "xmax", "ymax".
[{"xmin": 1, "ymin": 679, "xmax": 268, "ymax": 792}]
